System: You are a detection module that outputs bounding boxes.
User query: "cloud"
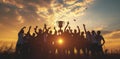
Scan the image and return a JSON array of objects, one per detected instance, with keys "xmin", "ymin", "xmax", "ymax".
[
  {"xmin": 0, "ymin": 2, "xmax": 20, "ymax": 26},
  {"xmin": 0, "ymin": 0, "xmax": 94, "ymax": 26},
  {"xmin": 103, "ymin": 29, "xmax": 120, "ymax": 40},
  {"xmin": 0, "ymin": 0, "xmax": 94, "ymax": 41},
  {"xmin": 92, "ymin": 25, "xmax": 108, "ymax": 31},
  {"xmin": 17, "ymin": 16, "xmax": 24, "ymax": 24}
]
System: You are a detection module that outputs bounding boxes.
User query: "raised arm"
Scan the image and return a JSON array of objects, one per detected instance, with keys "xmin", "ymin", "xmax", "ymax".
[
  {"xmin": 28, "ymin": 26, "xmax": 31, "ymax": 33},
  {"xmin": 47, "ymin": 27, "xmax": 51, "ymax": 31},
  {"xmin": 68, "ymin": 26, "xmax": 73, "ymax": 34},
  {"xmin": 64, "ymin": 21, "xmax": 69, "ymax": 31},
  {"xmin": 54, "ymin": 27, "xmax": 57, "ymax": 34},
  {"xmin": 43, "ymin": 24, "xmax": 51, "ymax": 32},
  {"xmin": 19, "ymin": 26, "xmax": 26, "ymax": 34},
  {"xmin": 34, "ymin": 26, "xmax": 38, "ymax": 34},
  {"xmin": 77, "ymin": 26, "xmax": 80, "ymax": 34},
  {"xmin": 83, "ymin": 24, "xmax": 87, "ymax": 34},
  {"xmin": 68, "ymin": 26, "xmax": 71, "ymax": 32},
  {"xmin": 27, "ymin": 26, "xmax": 31, "ymax": 35},
  {"xmin": 68, "ymin": 26, "xmax": 71, "ymax": 33},
  {"xmin": 22, "ymin": 26, "xmax": 26, "ymax": 30}
]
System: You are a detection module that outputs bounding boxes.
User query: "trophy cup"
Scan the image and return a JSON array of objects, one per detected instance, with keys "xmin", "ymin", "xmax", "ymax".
[{"xmin": 56, "ymin": 21, "xmax": 65, "ymax": 33}]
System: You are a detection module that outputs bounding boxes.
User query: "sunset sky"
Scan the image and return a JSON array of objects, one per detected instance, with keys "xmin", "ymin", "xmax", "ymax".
[{"xmin": 0, "ymin": 0, "xmax": 120, "ymax": 49}]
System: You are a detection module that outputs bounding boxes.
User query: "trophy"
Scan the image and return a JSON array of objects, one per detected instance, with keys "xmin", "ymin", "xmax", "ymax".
[{"xmin": 56, "ymin": 21, "xmax": 65, "ymax": 32}]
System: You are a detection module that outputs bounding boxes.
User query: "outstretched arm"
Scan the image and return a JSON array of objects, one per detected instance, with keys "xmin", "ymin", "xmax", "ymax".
[
  {"xmin": 68, "ymin": 26, "xmax": 71, "ymax": 31},
  {"xmin": 34, "ymin": 26, "xmax": 38, "ymax": 34},
  {"xmin": 28, "ymin": 26, "xmax": 31, "ymax": 33},
  {"xmin": 27, "ymin": 26, "xmax": 31, "ymax": 35},
  {"xmin": 64, "ymin": 21, "xmax": 69, "ymax": 31},
  {"xmin": 68, "ymin": 26, "xmax": 72, "ymax": 33},
  {"xmin": 19, "ymin": 26, "xmax": 26, "ymax": 33},
  {"xmin": 54, "ymin": 27, "xmax": 57, "ymax": 34},
  {"xmin": 83, "ymin": 24, "xmax": 87, "ymax": 34},
  {"xmin": 22, "ymin": 26, "xmax": 26, "ymax": 30},
  {"xmin": 47, "ymin": 27, "xmax": 51, "ymax": 31},
  {"xmin": 77, "ymin": 26, "xmax": 80, "ymax": 34},
  {"xmin": 68, "ymin": 26, "xmax": 73, "ymax": 34},
  {"xmin": 43, "ymin": 24, "xmax": 51, "ymax": 32}
]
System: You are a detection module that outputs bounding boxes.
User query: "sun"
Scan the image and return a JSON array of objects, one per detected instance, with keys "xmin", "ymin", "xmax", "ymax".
[{"xmin": 58, "ymin": 38, "xmax": 64, "ymax": 45}]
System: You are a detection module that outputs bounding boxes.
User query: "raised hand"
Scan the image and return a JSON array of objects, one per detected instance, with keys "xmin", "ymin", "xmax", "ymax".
[
  {"xmin": 67, "ymin": 21, "xmax": 69, "ymax": 25},
  {"xmin": 83, "ymin": 24, "xmax": 85, "ymax": 27},
  {"xmin": 29, "ymin": 26, "xmax": 32, "ymax": 29},
  {"xmin": 48, "ymin": 27, "xmax": 51, "ymax": 30},
  {"xmin": 44, "ymin": 24, "xmax": 47, "ymax": 28},
  {"xmin": 23, "ymin": 26, "xmax": 26, "ymax": 29},
  {"xmin": 34, "ymin": 26, "xmax": 38, "ymax": 30}
]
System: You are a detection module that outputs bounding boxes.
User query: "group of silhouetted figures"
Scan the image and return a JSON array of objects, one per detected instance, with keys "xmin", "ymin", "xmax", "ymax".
[{"xmin": 16, "ymin": 22, "xmax": 105, "ymax": 58}]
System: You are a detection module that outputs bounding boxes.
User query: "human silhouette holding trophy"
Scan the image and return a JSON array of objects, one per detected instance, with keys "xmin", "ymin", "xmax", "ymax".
[{"xmin": 57, "ymin": 21, "xmax": 65, "ymax": 35}]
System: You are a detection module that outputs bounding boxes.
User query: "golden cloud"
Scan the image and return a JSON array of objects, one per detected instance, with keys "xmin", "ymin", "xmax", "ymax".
[
  {"xmin": 0, "ymin": 0, "xmax": 94, "ymax": 41},
  {"xmin": 0, "ymin": 0, "xmax": 94, "ymax": 26},
  {"xmin": 64, "ymin": 0, "xmax": 76, "ymax": 4},
  {"xmin": 17, "ymin": 16, "xmax": 24, "ymax": 24},
  {"xmin": 104, "ymin": 30, "xmax": 120, "ymax": 40}
]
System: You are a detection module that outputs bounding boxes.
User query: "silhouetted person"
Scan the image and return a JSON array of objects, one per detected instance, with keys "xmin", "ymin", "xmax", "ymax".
[
  {"xmin": 74, "ymin": 26, "xmax": 81, "ymax": 55},
  {"xmin": 55, "ymin": 22, "xmax": 69, "ymax": 55},
  {"xmin": 16, "ymin": 22, "xmax": 106, "ymax": 58},
  {"xmin": 68, "ymin": 26, "xmax": 74, "ymax": 55},
  {"xmin": 23, "ymin": 26, "xmax": 32, "ymax": 56},
  {"xmin": 34, "ymin": 26, "xmax": 44, "ymax": 57},
  {"xmin": 80, "ymin": 31, "xmax": 87, "ymax": 55},
  {"xmin": 52, "ymin": 27, "xmax": 58, "ymax": 54},
  {"xmin": 91, "ymin": 30, "xmax": 98, "ymax": 55},
  {"xmin": 29, "ymin": 33, "xmax": 36, "ymax": 55},
  {"xmin": 83, "ymin": 24, "xmax": 92, "ymax": 55},
  {"xmin": 96, "ymin": 31, "xmax": 105, "ymax": 55},
  {"xmin": 16, "ymin": 26, "xmax": 26, "ymax": 55}
]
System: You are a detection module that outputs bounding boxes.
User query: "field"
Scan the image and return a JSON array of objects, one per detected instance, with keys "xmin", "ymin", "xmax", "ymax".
[
  {"xmin": 0, "ymin": 41, "xmax": 120, "ymax": 59},
  {"xmin": 0, "ymin": 51, "xmax": 120, "ymax": 59}
]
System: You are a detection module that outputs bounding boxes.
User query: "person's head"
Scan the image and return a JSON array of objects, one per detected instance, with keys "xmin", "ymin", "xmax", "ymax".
[
  {"xmin": 39, "ymin": 29, "xmax": 42, "ymax": 33},
  {"xmin": 49, "ymin": 30, "xmax": 52, "ymax": 34},
  {"xmin": 44, "ymin": 24, "xmax": 47, "ymax": 28},
  {"xmin": 66, "ymin": 29, "xmax": 69, "ymax": 32},
  {"xmin": 92, "ymin": 30, "xmax": 96, "ymax": 35},
  {"xmin": 74, "ymin": 29, "xmax": 77, "ymax": 33},
  {"xmin": 81, "ymin": 31, "xmax": 84, "ymax": 35},
  {"xmin": 87, "ymin": 31, "xmax": 91, "ymax": 35},
  {"xmin": 97, "ymin": 31, "xmax": 101, "ymax": 35}
]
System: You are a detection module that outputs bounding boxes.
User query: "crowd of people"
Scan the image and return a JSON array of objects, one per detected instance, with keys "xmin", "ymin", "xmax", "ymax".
[{"xmin": 16, "ymin": 22, "xmax": 105, "ymax": 57}]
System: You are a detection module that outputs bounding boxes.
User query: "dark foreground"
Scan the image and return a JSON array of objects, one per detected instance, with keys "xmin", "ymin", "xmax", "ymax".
[{"xmin": 0, "ymin": 52, "xmax": 120, "ymax": 59}]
